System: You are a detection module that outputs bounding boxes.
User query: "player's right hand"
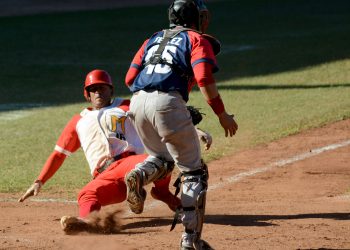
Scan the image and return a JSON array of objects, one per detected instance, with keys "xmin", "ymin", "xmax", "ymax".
[
  {"xmin": 218, "ymin": 112, "xmax": 238, "ymax": 137},
  {"xmin": 18, "ymin": 181, "xmax": 43, "ymax": 202}
]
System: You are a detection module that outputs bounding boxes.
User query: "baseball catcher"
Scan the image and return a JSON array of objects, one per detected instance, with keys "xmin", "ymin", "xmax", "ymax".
[{"xmin": 124, "ymin": 0, "xmax": 238, "ymax": 249}]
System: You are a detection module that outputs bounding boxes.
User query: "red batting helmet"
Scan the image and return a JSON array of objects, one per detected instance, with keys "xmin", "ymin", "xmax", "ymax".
[{"xmin": 84, "ymin": 69, "xmax": 113, "ymax": 100}]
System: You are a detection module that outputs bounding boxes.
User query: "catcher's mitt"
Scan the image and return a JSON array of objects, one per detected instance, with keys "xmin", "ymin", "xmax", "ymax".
[
  {"xmin": 187, "ymin": 106, "xmax": 204, "ymax": 125},
  {"xmin": 202, "ymin": 34, "xmax": 221, "ymax": 55}
]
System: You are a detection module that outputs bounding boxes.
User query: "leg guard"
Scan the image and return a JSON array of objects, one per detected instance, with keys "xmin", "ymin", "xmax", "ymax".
[
  {"xmin": 125, "ymin": 156, "xmax": 174, "ymax": 214},
  {"xmin": 180, "ymin": 163, "xmax": 211, "ymax": 250},
  {"xmin": 134, "ymin": 156, "xmax": 174, "ymax": 185}
]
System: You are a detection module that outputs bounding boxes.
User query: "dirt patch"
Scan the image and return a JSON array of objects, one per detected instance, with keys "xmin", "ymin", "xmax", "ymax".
[{"xmin": 1, "ymin": 119, "xmax": 350, "ymax": 249}]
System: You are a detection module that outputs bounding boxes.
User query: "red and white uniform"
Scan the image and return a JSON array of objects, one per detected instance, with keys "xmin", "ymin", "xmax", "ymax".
[
  {"xmin": 54, "ymin": 98, "xmax": 144, "ymax": 175},
  {"xmin": 36, "ymin": 99, "xmax": 172, "ymax": 218}
]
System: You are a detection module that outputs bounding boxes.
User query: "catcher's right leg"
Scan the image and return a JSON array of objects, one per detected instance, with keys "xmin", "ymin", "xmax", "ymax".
[
  {"xmin": 180, "ymin": 164, "xmax": 212, "ymax": 250},
  {"xmin": 125, "ymin": 156, "xmax": 174, "ymax": 214}
]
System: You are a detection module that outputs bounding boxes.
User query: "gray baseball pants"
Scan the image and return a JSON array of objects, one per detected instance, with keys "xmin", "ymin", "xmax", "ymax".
[{"xmin": 129, "ymin": 90, "xmax": 206, "ymax": 236}]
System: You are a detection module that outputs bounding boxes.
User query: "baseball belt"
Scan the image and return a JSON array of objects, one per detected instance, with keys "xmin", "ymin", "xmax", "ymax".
[{"xmin": 93, "ymin": 151, "xmax": 136, "ymax": 178}]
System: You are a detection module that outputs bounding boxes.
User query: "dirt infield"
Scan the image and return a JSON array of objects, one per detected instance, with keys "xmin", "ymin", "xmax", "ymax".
[
  {"xmin": 1, "ymin": 118, "xmax": 350, "ymax": 249},
  {"xmin": 1, "ymin": 1, "xmax": 350, "ymax": 249}
]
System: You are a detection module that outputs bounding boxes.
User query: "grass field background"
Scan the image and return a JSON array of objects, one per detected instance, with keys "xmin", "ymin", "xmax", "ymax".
[{"xmin": 0, "ymin": 0, "xmax": 349, "ymax": 196}]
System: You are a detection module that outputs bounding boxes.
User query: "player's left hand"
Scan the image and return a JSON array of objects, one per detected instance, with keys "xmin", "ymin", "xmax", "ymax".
[{"xmin": 18, "ymin": 180, "xmax": 43, "ymax": 202}]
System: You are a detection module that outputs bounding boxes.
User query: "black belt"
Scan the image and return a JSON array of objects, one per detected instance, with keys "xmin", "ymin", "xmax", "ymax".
[
  {"xmin": 95, "ymin": 151, "xmax": 136, "ymax": 175},
  {"xmin": 113, "ymin": 151, "xmax": 136, "ymax": 162}
]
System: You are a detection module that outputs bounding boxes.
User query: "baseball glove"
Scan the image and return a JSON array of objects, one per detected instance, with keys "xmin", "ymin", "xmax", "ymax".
[
  {"xmin": 202, "ymin": 34, "xmax": 221, "ymax": 55},
  {"xmin": 187, "ymin": 106, "xmax": 204, "ymax": 125}
]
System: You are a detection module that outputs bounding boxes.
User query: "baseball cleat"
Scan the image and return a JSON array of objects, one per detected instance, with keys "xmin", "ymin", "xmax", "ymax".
[
  {"xmin": 150, "ymin": 187, "xmax": 181, "ymax": 212},
  {"xmin": 125, "ymin": 170, "xmax": 147, "ymax": 214},
  {"xmin": 180, "ymin": 233, "xmax": 214, "ymax": 250},
  {"xmin": 60, "ymin": 215, "xmax": 90, "ymax": 234},
  {"xmin": 180, "ymin": 232, "xmax": 196, "ymax": 250}
]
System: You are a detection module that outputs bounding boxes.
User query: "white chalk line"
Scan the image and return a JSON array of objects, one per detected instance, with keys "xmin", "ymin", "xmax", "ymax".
[
  {"xmin": 2, "ymin": 139, "xmax": 350, "ymax": 210},
  {"xmin": 220, "ymin": 44, "xmax": 257, "ymax": 55},
  {"xmin": 0, "ymin": 110, "xmax": 32, "ymax": 121},
  {"xmin": 0, "ymin": 197, "xmax": 77, "ymax": 203},
  {"xmin": 209, "ymin": 139, "xmax": 350, "ymax": 192},
  {"xmin": 136, "ymin": 139, "xmax": 350, "ymax": 214},
  {"xmin": 0, "ymin": 103, "xmax": 48, "ymax": 121}
]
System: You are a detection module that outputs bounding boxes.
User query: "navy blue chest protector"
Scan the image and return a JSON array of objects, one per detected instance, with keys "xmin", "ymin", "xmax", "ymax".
[{"xmin": 143, "ymin": 27, "xmax": 200, "ymax": 82}]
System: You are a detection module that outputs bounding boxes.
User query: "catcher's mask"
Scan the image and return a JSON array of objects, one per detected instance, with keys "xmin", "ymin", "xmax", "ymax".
[
  {"xmin": 168, "ymin": 0, "xmax": 210, "ymax": 33},
  {"xmin": 84, "ymin": 69, "xmax": 114, "ymax": 100}
]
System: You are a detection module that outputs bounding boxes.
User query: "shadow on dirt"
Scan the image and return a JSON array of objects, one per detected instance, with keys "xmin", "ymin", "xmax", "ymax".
[
  {"xmin": 205, "ymin": 213, "xmax": 350, "ymax": 227},
  {"xmin": 121, "ymin": 212, "xmax": 350, "ymax": 230},
  {"xmin": 122, "ymin": 217, "xmax": 173, "ymax": 231}
]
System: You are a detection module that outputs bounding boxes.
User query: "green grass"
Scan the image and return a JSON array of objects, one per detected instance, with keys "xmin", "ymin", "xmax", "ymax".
[
  {"xmin": 1, "ymin": 0, "xmax": 350, "ymax": 197},
  {"xmin": 189, "ymin": 64, "xmax": 350, "ymax": 159}
]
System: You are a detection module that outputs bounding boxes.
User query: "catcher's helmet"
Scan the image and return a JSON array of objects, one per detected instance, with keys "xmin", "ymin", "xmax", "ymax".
[
  {"xmin": 84, "ymin": 69, "xmax": 113, "ymax": 100},
  {"xmin": 168, "ymin": 0, "xmax": 210, "ymax": 33}
]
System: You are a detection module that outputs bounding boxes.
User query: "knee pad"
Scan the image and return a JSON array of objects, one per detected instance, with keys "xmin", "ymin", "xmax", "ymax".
[
  {"xmin": 134, "ymin": 156, "xmax": 174, "ymax": 185},
  {"xmin": 180, "ymin": 165, "xmax": 208, "ymax": 235}
]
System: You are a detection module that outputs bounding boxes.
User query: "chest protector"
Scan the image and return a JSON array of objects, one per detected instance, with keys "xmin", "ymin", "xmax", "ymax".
[
  {"xmin": 143, "ymin": 27, "xmax": 198, "ymax": 81},
  {"xmin": 143, "ymin": 27, "xmax": 221, "ymax": 77}
]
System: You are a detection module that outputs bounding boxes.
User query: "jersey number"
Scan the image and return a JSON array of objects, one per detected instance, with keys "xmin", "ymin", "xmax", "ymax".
[{"xmin": 145, "ymin": 45, "xmax": 177, "ymax": 74}]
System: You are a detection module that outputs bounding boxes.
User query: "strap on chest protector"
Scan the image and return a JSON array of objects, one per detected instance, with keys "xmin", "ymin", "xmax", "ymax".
[{"xmin": 144, "ymin": 28, "xmax": 195, "ymax": 81}]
